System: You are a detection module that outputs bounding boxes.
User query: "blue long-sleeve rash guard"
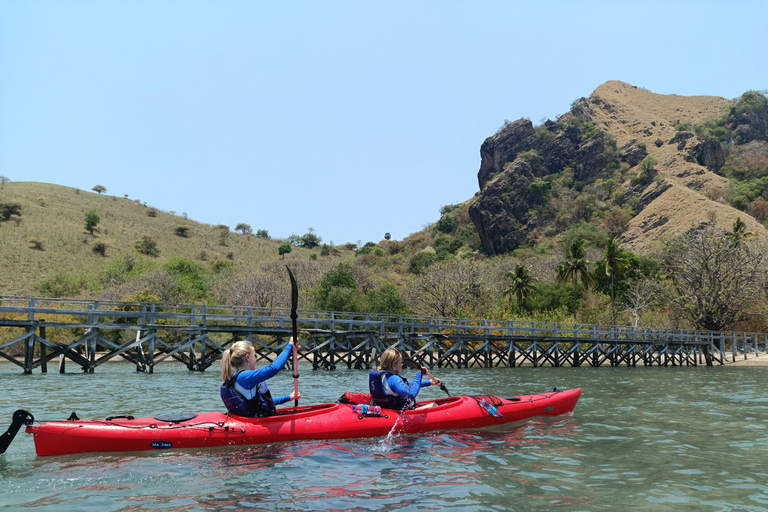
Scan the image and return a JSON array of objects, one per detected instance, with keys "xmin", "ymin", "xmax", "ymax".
[
  {"xmin": 234, "ymin": 343, "xmax": 294, "ymax": 405},
  {"xmin": 386, "ymin": 371, "xmax": 431, "ymax": 399}
]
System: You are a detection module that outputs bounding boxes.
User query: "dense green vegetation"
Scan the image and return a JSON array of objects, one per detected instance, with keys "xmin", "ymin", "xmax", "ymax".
[{"xmin": 2, "ymin": 181, "xmax": 762, "ymax": 334}]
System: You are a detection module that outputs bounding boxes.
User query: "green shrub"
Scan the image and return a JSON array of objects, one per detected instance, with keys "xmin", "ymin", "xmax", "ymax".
[
  {"xmin": 163, "ymin": 257, "xmax": 209, "ymax": 300},
  {"xmin": 0, "ymin": 202, "xmax": 22, "ymax": 221},
  {"xmin": 518, "ymin": 149, "xmax": 543, "ymax": 164},
  {"xmin": 318, "ymin": 287, "xmax": 365, "ymax": 313},
  {"xmin": 101, "ymin": 253, "xmax": 155, "ymax": 286},
  {"xmin": 301, "ymin": 229, "xmax": 321, "ymax": 248},
  {"xmin": 528, "ymin": 180, "xmax": 551, "ymax": 201},
  {"xmin": 639, "ymin": 156, "xmax": 658, "ymax": 173},
  {"xmin": 630, "ymin": 172, "xmax": 654, "ymax": 187},
  {"xmin": 534, "ymin": 124, "xmax": 553, "ymax": 141},
  {"xmin": 356, "ymin": 242, "xmax": 385, "ymax": 257},
  {"xmin": 409, "ymin": 250, "xmax": 437, "ymax": 274},
  {"xmin": 366, "ymin": 283, "xmax": 408, "ymax": 314},
  {"xmin": 524, "ymin": 282, "xmax": 573, "ymax": 313},
  {"xmin": 735, "ymin": 90, "xmax": 768, "ymax": 114},
  {"xmin": 433, "ymin": 233, "xmax": 467, "ymax": 255},
  {"xmin": 733, "ymin": 195, "xmax": 749, "ymax": 211},
  {"xmin": 135, "ymin": 235, "xmax": 160, "ymax": 257},
  {"xmin": 313, "ymin": 263, "xmax": 362, "ymax": 311},
  {"xmin": 563, "ymin": 223, "xmax": 608, "ymax": 249},
  {"xmin": 211, "ymin": 259, "xmax": 237, "ymax": 273},
  {"xmin": 163, "ymin": 257, "xmax": 202, "ymax": 276},
  {"xmin": 581, "ymin": 122, "xmax": 597, "ymax": 141},
  {"xmin": 84, "ymin": 209, "xmax": 100, "ymax": 234},
  {"xmin": 440, "ymin": 204, "xmax": 460, "ymax": 216},
  {"xmin": 38, "ymin": 272, "xmax": 87, "ymax": 297},
  {"xmin": 218, "ymin": 228, "xmax": 229, "ymax": 246},
  {"xmin": 435, "ymin": 214, "xmax": 458, "ymax": 234}
]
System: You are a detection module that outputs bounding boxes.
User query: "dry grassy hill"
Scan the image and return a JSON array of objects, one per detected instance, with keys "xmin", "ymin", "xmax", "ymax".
[
  {"xmin": 0, "ymin": 182, "xmax": 321, "ymax": 297},
  {"xmin": 585, "ymin": 80, "xmax": 766, "ymax": 252}
]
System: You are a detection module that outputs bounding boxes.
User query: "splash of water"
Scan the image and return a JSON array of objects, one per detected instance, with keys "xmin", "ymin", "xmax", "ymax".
[{"xmin": 372, "ymin": 415, "xmax": 403, "ymax": 454}]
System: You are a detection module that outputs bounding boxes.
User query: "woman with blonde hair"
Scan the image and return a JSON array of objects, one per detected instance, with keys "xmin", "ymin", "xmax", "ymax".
[
  {"xmin": 220, "ymin": 338, "xmax": 300, "ymax": 417},
  {"xmin": 368, "ymin": 348, "xmax": 441, "ymax": 410}
]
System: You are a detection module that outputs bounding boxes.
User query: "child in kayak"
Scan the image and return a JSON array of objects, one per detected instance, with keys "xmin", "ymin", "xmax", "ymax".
[
  {"xmin": 220, "ymin": 339, "xmax": 300, "ymax": 417},
  {"xmin": 369, "ymin": 348, "xmax": 441, "ymax": 410}
]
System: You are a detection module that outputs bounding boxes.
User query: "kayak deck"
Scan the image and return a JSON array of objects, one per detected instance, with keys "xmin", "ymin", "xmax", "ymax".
[{"xmin": 24, "ymin": 388, "xmax": 581, "ymax": 456}]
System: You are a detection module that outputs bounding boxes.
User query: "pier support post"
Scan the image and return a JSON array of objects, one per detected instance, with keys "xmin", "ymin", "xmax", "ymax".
[{"xmin": 40, "ymin": 321, "xmax": 47, "ymax": 374}]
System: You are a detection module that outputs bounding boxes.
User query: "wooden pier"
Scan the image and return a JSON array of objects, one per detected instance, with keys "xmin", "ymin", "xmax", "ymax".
[{"xmin": 1, "ymin": 296, "xmax": 765, "ymax": 374}]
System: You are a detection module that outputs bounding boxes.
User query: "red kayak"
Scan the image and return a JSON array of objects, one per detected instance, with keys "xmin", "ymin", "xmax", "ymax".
[{"xmin": 15, "ymin": 388, "xmax": 581, "ymax": 457}]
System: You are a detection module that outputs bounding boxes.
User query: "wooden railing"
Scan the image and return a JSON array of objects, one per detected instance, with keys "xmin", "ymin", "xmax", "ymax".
[{"xmin": 1, "ymin": 296, "xmax": 765, "ymax": 373}]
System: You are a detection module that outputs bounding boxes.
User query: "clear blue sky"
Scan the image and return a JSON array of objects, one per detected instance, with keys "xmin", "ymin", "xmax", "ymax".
[{"xmin": 2, "ymin": 1, "xmax": 766, "ymax": 245}]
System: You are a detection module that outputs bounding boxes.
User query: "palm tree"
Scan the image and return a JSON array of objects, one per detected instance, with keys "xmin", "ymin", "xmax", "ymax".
[
  {"xmin": 726, "ymin": 217, "xmax": 755, "ymax": 247},
  {"xmin": 503, "ymin": 264, "xmax": 537, "ymax": 310},
  {"xmin": 556, "ymin": 239, "xmax": 595, "ymax": 321},
  {"xmin": 603, "ymin": 237, "xmax": 630, "ymax": 326}
]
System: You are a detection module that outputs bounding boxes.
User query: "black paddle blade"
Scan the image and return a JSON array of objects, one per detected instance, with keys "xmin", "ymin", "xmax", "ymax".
[
  {"xmin": 286, "ymin": 266, "xmax": 298, "ymax": 320},
  {"xmin": 0, "ymin": 409, "xmax": 34, "ymax": 455},
  {"xmin": 439, "ymin": 383, "xmax": 451, "ymax": 397}
]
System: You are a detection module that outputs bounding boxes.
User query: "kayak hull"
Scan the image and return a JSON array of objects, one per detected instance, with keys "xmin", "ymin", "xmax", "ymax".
[{"xmin": 25, "ymin": 388, "xmax": 581, "ymax": 456}]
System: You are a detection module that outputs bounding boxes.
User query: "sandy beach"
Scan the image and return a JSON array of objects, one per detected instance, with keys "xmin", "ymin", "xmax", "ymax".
[{"xmin": 724, "ymin": 354, "xmax": 768, "ymax": 367}]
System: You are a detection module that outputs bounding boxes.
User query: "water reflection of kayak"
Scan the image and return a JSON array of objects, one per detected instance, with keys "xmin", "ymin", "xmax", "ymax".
[{"xmin": 15, "ymin": 388, "xmax": 581, "ymax": 457}]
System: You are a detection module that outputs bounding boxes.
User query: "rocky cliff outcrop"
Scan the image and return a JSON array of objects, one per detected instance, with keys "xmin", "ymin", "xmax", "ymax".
[
  {"xmin": 470, "ymin": 115, "xmax": 630, "ymax": 255},
  {"xmin": 470, "ymin": 118, "xmax": 596, "ymax": 255},
  {"xmin": 468, "ymin": 82, "xmax": 768, "ymax": 255}
]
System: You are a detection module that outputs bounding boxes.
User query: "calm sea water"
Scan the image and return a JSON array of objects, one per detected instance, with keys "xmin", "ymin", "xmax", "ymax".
[{"xmin": 1, "ymin": 361, "xmax": 767, "ymax": 511}]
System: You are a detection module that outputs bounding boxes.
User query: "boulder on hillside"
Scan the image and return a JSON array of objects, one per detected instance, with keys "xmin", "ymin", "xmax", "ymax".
[
  {"xmin": 669, "ymin": 131, "xmax": 695, "ymax": 145},
  {"xmin": 694, "ymin": 137, "xmax": 725, "ymax": 171}
]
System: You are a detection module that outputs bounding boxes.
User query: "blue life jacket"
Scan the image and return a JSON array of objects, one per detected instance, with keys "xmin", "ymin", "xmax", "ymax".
[
  {"xmin": 221, "ymin": 371, "xmax": 277, "ymax": 417},
  {"xmin": 368, "ymin": 369, "xmax": 415, "ymax": 411}
]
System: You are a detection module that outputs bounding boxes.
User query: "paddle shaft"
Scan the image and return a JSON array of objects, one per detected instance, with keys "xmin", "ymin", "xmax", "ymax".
[{"xmin": 401, "ymin": 354, "xmax": 450, "ymax": 397}]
